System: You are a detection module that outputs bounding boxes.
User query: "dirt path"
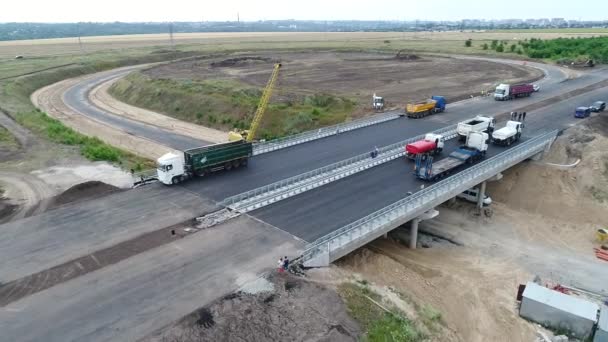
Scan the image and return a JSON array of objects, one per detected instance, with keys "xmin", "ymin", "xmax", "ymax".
[
  {"xmin": 0, "ymin": 171, "xmax": 56, "ymax": 223},
  {"xmin": 31, "ymin": 68, "xmax": 173, "ymax": 160},
  {"xmin": 89, "ymin": 75, "xmax": 227, "ymax": 144},
  {"xmin": 0, "ymin": 110, "xmax": 33, "ymax": 149}
]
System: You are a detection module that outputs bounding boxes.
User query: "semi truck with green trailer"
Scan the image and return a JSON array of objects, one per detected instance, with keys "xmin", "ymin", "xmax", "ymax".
[{"xmin": 156, "ymin": 140, "xmax": 253, "ymax": 185}]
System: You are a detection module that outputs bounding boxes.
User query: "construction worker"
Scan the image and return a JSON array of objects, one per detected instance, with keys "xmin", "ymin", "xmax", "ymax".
[
  {"xmin": 522, "ymin": 112, "xmax": 527, "ymax": 121},
  {"xmin": 518, "ymin": 112, "xmax": 523, "ymax": 121},
  {"xmin": 510, "ymin": 111, "xmax": 516, "ymax": 120}
]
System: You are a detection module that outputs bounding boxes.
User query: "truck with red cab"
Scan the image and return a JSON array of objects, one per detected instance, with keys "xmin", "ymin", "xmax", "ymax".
[{"xmin": 405, "ymin": 133, "xmax": 445, "ymax": 159}]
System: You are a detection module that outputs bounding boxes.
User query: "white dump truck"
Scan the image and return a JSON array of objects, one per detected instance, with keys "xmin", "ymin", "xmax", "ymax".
[
  {"xmin": 456, "ymin": 116, "xmax": 495, "ymax": 141},
  {"xmin": 491, "ymin": 121, "xmax": 523, "ymax": 146}
]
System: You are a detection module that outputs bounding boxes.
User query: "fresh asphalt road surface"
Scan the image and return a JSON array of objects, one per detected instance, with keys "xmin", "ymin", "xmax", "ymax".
[
  {"xmin": 0, "ymin": 215, "xmax": 305, "ymax": 342},
  {"xmin": 63, "ymin": 69, "xmax": 209, "ymax": 150},
  {"xmin": 0, "ymin": 185, "xmax": 218, "ymax": 284},
  {"xmin": 178, "ymin": 66, "xmax": 608, "ymax": 201},
  {"xmin": 252, "ymin": 86, "xmax": 608, "ymax": 242}
]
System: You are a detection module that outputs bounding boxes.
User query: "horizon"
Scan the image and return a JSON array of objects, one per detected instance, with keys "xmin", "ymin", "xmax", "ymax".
[{"xmin": 3, "ymin": 0, "xmax": 608, "ymax": 23}]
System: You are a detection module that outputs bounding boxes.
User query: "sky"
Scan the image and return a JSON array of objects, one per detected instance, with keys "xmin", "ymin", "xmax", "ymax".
[{"xmin": 2, "ymin": 0, "xmax": 607, "ymax": 23}]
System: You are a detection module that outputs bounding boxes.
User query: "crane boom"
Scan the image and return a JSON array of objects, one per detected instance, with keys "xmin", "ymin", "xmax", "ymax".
[{"xmin": 246, "ymin": 63, "xmax": 281, "ymax": 142}]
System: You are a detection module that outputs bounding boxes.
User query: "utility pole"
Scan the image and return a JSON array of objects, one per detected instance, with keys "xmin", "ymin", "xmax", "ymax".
[{"xmin": 77, "ymin": 22, "xmax": 85, "ymax": 55}]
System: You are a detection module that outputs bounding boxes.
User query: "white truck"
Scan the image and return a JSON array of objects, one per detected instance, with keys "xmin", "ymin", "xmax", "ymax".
[
  {"xmin": 414, "ymin": 131, "xmax": 489, "ymax": 181},
  {"xmin": 372, "ymin": 93, "xmax": 384, "ymax": 111},
  {"xmin": 457, "ymin": 116, "xmax": 495, "ymax": 141},
  {"xmin": 491, "ymin": 120, "xmax": 523, "ymax": 146}
]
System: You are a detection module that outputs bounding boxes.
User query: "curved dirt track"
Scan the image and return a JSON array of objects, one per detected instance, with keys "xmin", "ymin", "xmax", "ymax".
[{"xmin": 0, "ymin": 171, "xmax": 56, "ymax": 223}]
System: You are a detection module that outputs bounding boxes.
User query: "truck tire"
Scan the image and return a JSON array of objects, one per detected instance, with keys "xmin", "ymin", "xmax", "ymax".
[
  {"xmin": 172, "ymin": 176, "xmax": 181, "ymax": 185},
  {"xmin": 225, "ymin": 162, "xmax": 233, "ymax": 171},
  {"xmin": 232, "ymin": 160, "xmax": 240, "ymax": 168},
  {"xmin": 241, "ymin": 158, "xmax": 249, "ymax": 167}
]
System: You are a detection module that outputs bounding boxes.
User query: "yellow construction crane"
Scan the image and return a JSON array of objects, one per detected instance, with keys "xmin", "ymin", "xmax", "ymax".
[{"xmin": 228, "ymin": 63, "xmax": 281, "ymax": 142}]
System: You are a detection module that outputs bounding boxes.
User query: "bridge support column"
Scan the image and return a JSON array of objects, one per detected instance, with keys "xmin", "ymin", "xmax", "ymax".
[
  {"xmin": 409, "ymin": 218, "xmax": 420, "ymax": 249},
  {"xmin": 477, "ymin": 181, "xmax": 487, "ymax": 209},
  {"xmin": 409, "ymin": 209, "xmax": 439, "ymax": 249}
]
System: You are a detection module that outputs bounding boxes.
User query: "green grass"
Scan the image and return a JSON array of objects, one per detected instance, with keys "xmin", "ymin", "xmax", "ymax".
[
  {"xmin": 337, "ymin": 283, "xmax": 425, "ymax": 341},
  {"xmin": 494, "ymin": 28, "xmax": 608, "ymax": 34},
  {"xmin": 0, "ymin": 125, "xmax": 18, "ymax": 149},
  {"xmin": 109, "ymin": 71, "xmax": 356, "ymax": 139},
  {"xmin": 0, "ymin": 48, "xmax": 190, "ymax": 168},
  {"xmin": 16, "ymin": 109, "xmax": 150, "ymax": 170}
]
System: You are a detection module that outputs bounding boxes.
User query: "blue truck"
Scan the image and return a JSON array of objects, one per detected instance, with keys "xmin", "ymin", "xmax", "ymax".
[{"xmin": 414, "ymin": 132, "xmax": 488, "ymax": 181}]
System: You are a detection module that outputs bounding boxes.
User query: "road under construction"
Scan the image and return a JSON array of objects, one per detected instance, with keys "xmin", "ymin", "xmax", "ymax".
[{"xmin": 1, "ymin": 56, "xmax": 608, "ymax": 341}]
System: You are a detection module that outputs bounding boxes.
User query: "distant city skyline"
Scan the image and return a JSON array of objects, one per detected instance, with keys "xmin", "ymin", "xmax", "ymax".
[{"xmin": 3, "ymin": 0, "xmax": 608, "ymax": 23}]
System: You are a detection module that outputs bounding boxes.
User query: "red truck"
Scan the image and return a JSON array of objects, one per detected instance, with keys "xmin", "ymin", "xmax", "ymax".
[
  {"xmin": 405, "ymin": 133, "xmax": 445, "ymax": 159},
  {"xmin": 494, "ymin": 83, "xmax": 534, "ymax": 101}
]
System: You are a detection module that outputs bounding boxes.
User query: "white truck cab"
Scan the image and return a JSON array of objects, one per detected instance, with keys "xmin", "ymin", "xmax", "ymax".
[
  {"xmin": 372, "ymin": 93, "xmax": 385, "ymax": 111},
  {"xmin": 157, "ymin": 152, "xmax": 186, "ymax": 185},
  {"xmin": 494, "ymin": 84, "xmax": 510, "ymax": 100},
  {"xmin": 465, "ymin": 131, "xmax": 489, "ymax": 152},
  {"xmin": 424, "ymin": 133, "xmax": 445, "ymax": 149}
]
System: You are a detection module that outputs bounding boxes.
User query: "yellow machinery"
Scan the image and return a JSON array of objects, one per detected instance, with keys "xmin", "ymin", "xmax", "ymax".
[
  {"xmin": 597, "ymin": 228, "xmax": 608, "ymax": 243},
  {"xmin": 229, "ymin": 63, "xmax": 281, "ymax": 142}
]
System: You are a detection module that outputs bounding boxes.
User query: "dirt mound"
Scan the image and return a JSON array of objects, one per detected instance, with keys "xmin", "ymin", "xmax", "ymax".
[
  {"xmin": 395, "ymin": 50, "xmax": 420, "ymax": 60},
  {"xmin": 52, "ymin": 181, "xmax": 121, "ymax": 207},
  {"xmin": 487, "ymin": 117, "xmax": 608, "ymax": 224},
  {"xmin": 210, "ymin": 56, "xmax": 276, "ymax": 68},
  {"xmin": 149, "ymin": 274, "xmax": 360, "ymax": 341}
]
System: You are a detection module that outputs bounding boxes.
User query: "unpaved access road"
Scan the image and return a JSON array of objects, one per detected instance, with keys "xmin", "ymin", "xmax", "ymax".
[
  {"xmin": 0, "ymin": 215, "xmax": 305, "ymax": 342},
  {"xmin": 0, "ymin": 183, "xmax": 216, "ymax": 284}
]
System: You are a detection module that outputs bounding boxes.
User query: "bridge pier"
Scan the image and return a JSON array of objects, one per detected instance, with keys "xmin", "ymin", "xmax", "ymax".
[
  {"xmin": 476, "ymin": 181, "xmax": 487, "ymax": 209},
  {"xmin": 409, "ymin": 209, "xmax": 439, "ymax": 249}
]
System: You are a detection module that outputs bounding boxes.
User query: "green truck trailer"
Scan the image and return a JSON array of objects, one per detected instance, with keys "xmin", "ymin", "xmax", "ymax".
[{"xmin": 156, "ymin": 140, "xmax": 253, "ymax": 185}]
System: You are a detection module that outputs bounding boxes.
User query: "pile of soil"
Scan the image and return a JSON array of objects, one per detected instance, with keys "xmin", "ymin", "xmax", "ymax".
[
  {"xmin": 148, "ymin": 274, "xmax": 360, "ymax": 342},
  {"xmin": 51, "ymin": 181, "xmax": 121, "ymax": 207},
  {"xmin": 210, "ymin": 56, "xmax": 276, "ymax": 68},
  {"xmin": 395, "ymin": 50, "xmax": 420, "ymax": 60},
  {"xmin": 487, "ymin": 116, "xmax": 608, "ymax": 224}
]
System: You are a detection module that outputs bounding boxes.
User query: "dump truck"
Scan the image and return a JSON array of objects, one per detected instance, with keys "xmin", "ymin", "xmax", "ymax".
[
  {"xmin": 372, "ymin": 93, "xmax": 385, "ymax": 111},
  {"xmin": 414, "ymin": 131, "xmax": 488, "ymax": 181},
  {"xmin": 405, "ymin": 96, "xmax": 446, "ymax": 118},
  {"xmin": 491, "ymin": 120, "xmax": 523, "ymax": 146},
  {"xmin": 156, "ymin": 140, "xmax": 253, "ymax": 185},
  {"xmin": 456, "ymin": 115, "xmax": 495, "ymax": 141},
  {"xmin": 494, "ymin": 83, "xmax": 534, "ymax": 101},
  {"xmin": 405, "ymin": 133, "xmax": 445, "ymax": 159}
]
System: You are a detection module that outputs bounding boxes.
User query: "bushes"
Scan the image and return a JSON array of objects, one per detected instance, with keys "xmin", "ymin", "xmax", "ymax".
[
  {"xmin": 464, "ymin": 39, "xmax": 472, "ymax": 47},
  {"xmin": 522, "ymin": 36, "xmax": 608, "ymax": 63},
  {"xmin": 24, "ymin": 111, "xmax": 125, "ymax": 163}
]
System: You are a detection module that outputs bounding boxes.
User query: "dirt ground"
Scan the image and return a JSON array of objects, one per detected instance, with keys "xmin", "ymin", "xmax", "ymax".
[
  {"xmin": 145, "ymin": 51, "xmax": 542, "ymax": 109},
  {"xmin": 0, "ymin": 167, "xmax": 131, "ymax": 224},
  {"xmin": 147, "ymin": 273, "xmax": 361, "ymax": 342}
]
